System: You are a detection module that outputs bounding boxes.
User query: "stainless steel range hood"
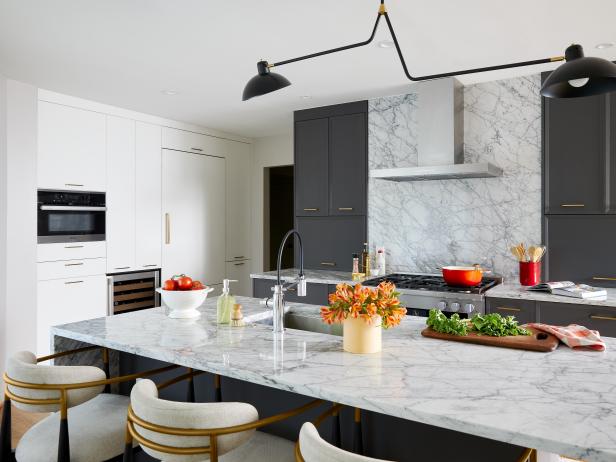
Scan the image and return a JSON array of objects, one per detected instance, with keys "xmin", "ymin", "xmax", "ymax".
[{"xmin": 370, "ymin": 78, "xmax": 503, "ymax": 182}]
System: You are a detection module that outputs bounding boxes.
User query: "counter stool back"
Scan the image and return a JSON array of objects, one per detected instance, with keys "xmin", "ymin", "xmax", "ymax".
[
  {"xmin": 125, "ymin": 377, "xmax": 323, "ymax": 462},
  {"xmin": 1, "ymin": 346, "xmax": 177, "ymax": 462},
  {"xmin": 295, "ymin": 404, "xmax": 539, "ymax": 462}
]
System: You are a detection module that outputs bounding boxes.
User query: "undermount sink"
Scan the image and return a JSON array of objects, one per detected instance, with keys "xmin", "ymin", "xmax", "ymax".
[{"xmin": 256, "ymin": 312, "xmax": 342, "ymax": 336}]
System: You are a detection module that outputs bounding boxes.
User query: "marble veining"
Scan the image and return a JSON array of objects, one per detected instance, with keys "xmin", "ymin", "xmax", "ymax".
[
  {"xmin": 368, "ymin": 75, "xmax": 542, "ymax": 279},
  {"xmin": 487, "ymin": 283, "xmax": 616, "ymax": 308},
  {"xmin": 52, "ymin": 296, "xmax": 616, "ymax": 462}
]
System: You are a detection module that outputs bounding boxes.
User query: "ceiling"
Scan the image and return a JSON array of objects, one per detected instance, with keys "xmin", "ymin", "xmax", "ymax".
[{"xmin": 1, "ymin": 0, "xmax": 615, "ymax": 138}]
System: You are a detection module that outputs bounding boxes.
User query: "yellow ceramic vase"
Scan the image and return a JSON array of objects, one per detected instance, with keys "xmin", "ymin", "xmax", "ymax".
[{"xmin": 343, "ymin": 315, "xmax": 382, "ymax": 354}]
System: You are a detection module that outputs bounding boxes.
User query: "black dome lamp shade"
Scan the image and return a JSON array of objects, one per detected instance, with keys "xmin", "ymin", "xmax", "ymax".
[
  {"xmin": 242, "ymin": 1, "xmax": 616, "ymax": 101},
  {"xmin": 540, "ymin": 44, "xmax": 616, "ymax": 98},
  {"xmin": 242, "ymin": 60, "xmax": 291, "ymax": 101}
]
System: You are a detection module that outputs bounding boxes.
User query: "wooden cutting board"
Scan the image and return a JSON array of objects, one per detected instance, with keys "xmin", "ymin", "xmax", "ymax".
[{"xmin": 421, "ymin": 326, "xmax": 560, "ymax": 352}]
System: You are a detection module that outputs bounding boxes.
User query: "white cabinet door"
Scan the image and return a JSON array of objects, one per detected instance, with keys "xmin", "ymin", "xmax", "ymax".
[
  {"xmin": 106, "ymin": 116, "xmax": 136, "ymax": 272},
  {"xmin": 225, "ymin": 260, "xmax": 252, "ymax": 297},
  {"xmin": 38, "ymin": 101, "xmax": 106, "ymax": 191},
  {"xmin": 225, "ymin": 141, "xmax": 252, "ymax": 261},
  {"xmin": 135, "ymin": 122, "xmax": 162, "ymax": 269},
  {"xmin": 162, "ymin": 150, "xmax": 225, "ymax": 286},
  {"xmin": 37, "ymin": 275, "xmax": 107, "ymax": 356},
  {"xmin": 161, "ymin": 127, "xmax": 217, "ymax": 155}
]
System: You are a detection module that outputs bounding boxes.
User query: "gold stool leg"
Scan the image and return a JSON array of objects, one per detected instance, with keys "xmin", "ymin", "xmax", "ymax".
[
  {"xmin": 353, "ymin": 408, "xmax": 363, "ymax": 454},
  {"xmin": 214, "ymin": 374, "xmax": 222, "ymax": 402},
  {"xmin": 331, "ymin": 406, "xmax": 341, "ymax": 448}
]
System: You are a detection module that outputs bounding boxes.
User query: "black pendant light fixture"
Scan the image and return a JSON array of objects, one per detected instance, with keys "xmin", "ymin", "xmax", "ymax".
[{"xmin": 242, "ymin": 0, "xmax": 616, "ymax": 101}]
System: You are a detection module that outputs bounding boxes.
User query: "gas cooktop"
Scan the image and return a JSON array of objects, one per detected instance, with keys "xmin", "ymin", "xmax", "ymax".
[{"xmin": 363, "ymin": 273, "xmax": 502, "ymax": 295}]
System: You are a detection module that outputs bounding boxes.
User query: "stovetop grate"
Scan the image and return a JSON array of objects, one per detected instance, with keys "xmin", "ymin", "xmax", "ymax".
[{"xmin": 363, "ymin": 273, "xmax": 500, "ymax": 294}]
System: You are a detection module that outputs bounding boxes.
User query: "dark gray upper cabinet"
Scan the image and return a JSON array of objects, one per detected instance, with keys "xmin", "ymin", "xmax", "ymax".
[
  {"xmin": 329, "ymin": 113, "xmax": 367, "ymax": 215},
  {"xmin": 544, "ymin": 215, "xmax": 616, "ymax": 286},
  {"xmin": 294, "ymin": 101, "xmax": 368, "ymax": 270},
  {"xmin": 294, "ymin": 118, "xmax": 329, "ymax": 216},
  {"xmin": 544, "ymin": 91, "xmax": 607, "ymax": 214}
]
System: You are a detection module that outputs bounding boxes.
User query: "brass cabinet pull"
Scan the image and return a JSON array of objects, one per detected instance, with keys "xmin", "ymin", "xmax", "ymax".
[
  {"xmin": 64, "ymin": 183, "xmax": 84, "ymax": 187},
  {"xmin": 143, "ymin": 264, "xmax": 158, "ymax": 267},
  {"xmin": 303, "ymin": 208, "xmax": 319, "ymax": 212},
  {"xmin": 593, "ymin": 277, "xmax": 616, "ymax": 281},
  {"xmin": 234, "ymin": 262, "xmax": 245, "ymax": 266},
  {"xmin": 64, "ymin": 245, "xmax": 84, "ymax": 249},
  {"xmin": 338, "ymin": 207, "xmax": 354, "ymax": 211},
  {"xmin": 560, "ymin": 204, "xmax": 585, "ymax": 207},
  {"xmin": 320, "ymin": 262, "xmax": 336, "ymax": 267},
  {"xmin": 234, "ymin": 256, "xmax": 245, "ymax": 259},
  {"xmin": 190, "ymin": 147, "xmax": 203, "ymax": 152},
  {"xmin": 114, "ymin": 266, "xmax": 130, "ymax": 270},
  {"xmin": 590, "ymin": 315, "xmax": 616, "ymax": 322},
  {"xmin": 65, "ymin": 280, "xmax": 84, "ymax": 285},
  {"xmin": 64, "ymin": 262, "xmax": 83, "ymax": 267},
  {"xmin": 165, "ymin": 213, "xmax": 170, "ymax": 244},
  {"xmin": 495, "ymin": 306, "xmax": 521, "ymax": 312}
]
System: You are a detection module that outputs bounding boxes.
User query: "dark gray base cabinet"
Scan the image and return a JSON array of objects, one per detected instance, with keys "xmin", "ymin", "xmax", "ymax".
[
  {"xmin": 544, "ymin": 215, "xmax": 616, "ymax": 286},
  {"xmin": 485, "ymin": 298, "xmax": 537, "ymax": 325},
  {"xmin": 252, "ymin": 278, "xmax": 333, "ymax": 306},
  {"xmin": 538, "ymin": 302, "xmax": 616, "ymax": 337},
  {"xmin": 295, "ymin": 216, "xmax": 366, "ymax": 272}
]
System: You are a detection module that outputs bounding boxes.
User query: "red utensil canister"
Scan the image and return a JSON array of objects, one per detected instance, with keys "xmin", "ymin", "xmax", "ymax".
[{"xmin": 519, "ymin": 261, "xmax": 541, "ymax": 286}]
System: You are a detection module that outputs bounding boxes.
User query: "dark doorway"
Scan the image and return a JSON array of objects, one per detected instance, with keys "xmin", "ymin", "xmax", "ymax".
[{"xmin": 266, "ymin": 165, "xmax": 294, "ymax": 271}]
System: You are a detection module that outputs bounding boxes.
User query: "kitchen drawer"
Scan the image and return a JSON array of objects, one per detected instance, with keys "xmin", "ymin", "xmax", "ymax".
[
  {"xmin": 37, "ymin": 241, "xmax": 107, "ymax": 262},
  {"xmin": 38, "ymin": 258, "xmax": 107, "ymax": 281},
  {"xmin": 252, "ymin": 278, "xmax": 330, "ymax": 306},
  {"xmin": 485, "ymin": 297, "xmax": 537, "ymax": 324},
  {"xmin": 37, "ymin": 274, "xmax": 107, "ymax": 356},
  {"xmin": 539, "ymin": 302, "xmax": 616, "ymax": 338},
  {"xmin": 161, "ymin": 127, "xmax": 216, "ymax": 155}
]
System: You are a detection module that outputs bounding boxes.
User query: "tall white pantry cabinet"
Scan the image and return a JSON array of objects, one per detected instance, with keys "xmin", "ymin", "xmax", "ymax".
[{"xmin": 35, "ymin": 96, "xmax": 252, "ymax": 356}]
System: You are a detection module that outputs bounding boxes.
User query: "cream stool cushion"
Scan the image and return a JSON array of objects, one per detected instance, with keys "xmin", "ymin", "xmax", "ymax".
[
  {"xmin": 299, "ymin": 422, "xmax": 393, "ymax": 462},
  {"xmin": 15, "ymin": 393, "xmax": 130, "ymax": 462},
  {"xmin": 130, "ymin": 379, "xmax": 294, "ymax": 462},
  {"xmin": 7, "ymin": 350, "xmax": 105, "ymax": 412}
]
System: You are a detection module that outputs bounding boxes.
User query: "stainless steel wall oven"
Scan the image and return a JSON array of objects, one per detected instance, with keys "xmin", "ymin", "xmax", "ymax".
[{"xmin": 37, "ymin": 190, "xmax": 106, "ymax": 243}]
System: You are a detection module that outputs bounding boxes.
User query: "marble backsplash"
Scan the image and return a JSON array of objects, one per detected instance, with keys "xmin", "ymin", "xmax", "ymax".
[{"xmin": 368, "ymin": 74, "xmax": 542, "ymax": 279}]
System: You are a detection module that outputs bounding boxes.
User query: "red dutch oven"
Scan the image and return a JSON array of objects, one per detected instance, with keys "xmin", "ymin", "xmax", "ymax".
[{"xmin": 440, "ymin": 265, "xmax": 489, "ymax": 287}]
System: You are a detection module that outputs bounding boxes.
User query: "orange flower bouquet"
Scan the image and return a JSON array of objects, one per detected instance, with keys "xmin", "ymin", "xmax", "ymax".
[{"xmin": 320, "ymin": 282, "xmax": 406, "ymax": 328}]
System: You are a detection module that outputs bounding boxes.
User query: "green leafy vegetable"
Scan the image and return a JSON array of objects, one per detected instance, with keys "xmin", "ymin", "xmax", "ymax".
[
  {"xmin": 427, "ymin": 309, "xmax": 531, "ymax": 337},
  {"xmin": 469, "ymin": 313, "xmax": 531, "ymax": 337},
  {"xmin": 426, "ymin": 310, "xmax": 469, "ymax": 336}
]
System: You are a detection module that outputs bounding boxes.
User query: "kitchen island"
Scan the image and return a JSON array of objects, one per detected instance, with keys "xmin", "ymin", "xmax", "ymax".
[{"xmin": 52, "ymin": 297, "xmax": 616, "ymax": 462}]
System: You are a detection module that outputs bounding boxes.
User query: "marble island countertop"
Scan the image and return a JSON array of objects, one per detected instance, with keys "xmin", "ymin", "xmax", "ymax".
[
  {"xmin": 487, "ymin": 282, "xmax": 616, "ymax": 308},
  {"xmin": 52, "ymin": 296, "xmax": 616, "ymax": 462}
]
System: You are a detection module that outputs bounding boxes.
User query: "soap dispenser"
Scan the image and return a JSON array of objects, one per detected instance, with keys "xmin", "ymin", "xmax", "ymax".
[{"xmin": 217, "ymin": 279, "xmax": 237, "ymax": 324}]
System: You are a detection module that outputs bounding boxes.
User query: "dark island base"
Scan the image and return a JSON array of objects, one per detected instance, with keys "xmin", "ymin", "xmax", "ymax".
[{"xmin": 117, "ymin": 353, "xmax": 527, "ymax": 462}]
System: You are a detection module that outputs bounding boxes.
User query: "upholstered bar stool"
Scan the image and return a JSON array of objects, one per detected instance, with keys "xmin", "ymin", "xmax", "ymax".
[
  {"xmin": 1, "ymin": 346, "xmax": 177, "ymax": 462},
  {"xmin": 296, "ymin": 404, "xmax": 539, "ymax": 462},
  {"xmin": 125, "ymin": 378, "xmax": 322, "ymax": 462}
]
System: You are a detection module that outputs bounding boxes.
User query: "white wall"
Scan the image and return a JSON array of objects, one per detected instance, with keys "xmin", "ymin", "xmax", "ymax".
[
  {"xmin": 3, "ymin": 81, "xmax": 38, "ymax": 367},
  {"xmin": 251, "ymin": 132, "xmax": 293, "ymax": 273},
  {"xmin": 0, "ymin": 75, "xmax": 7, "ymax": 385}
]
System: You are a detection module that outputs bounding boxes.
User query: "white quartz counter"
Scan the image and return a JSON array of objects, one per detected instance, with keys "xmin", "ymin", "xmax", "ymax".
[
  {"xmin": 52, "ymin": 296, "xmax": 616, "ymax": 462},
  {"xmin": 487, "ymin": 282, "xmax": 616, "ymax": 308}
]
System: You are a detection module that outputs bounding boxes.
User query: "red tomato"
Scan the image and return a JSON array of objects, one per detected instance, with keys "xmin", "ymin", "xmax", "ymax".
[
  {"xmin": 191, "ymin": 280, "xmax": 205, "ymax": 290},
  {"xmin": 176, "ymin": 276, "xmax": 193, "ymax": 291},
  {"xmin": 162, "ymin": 279, "xmax": 177, "ymax": 291}
]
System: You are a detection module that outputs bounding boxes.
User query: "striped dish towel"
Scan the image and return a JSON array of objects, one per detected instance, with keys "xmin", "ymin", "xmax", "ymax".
[{"xmin": 527, "ymin": 323, "xmax": 606, "ymax": 351}]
